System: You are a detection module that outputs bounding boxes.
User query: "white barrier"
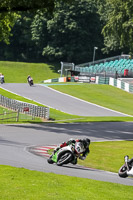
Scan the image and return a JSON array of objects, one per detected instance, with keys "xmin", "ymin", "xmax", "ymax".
[
  {"xmin": 0, "ymin": 95, "xmax": 49, "ymax": 119},
  {"xmin": 117, "ymin": 79, "xmax": 121, "ymax": 89},
  {"xmin": 44, "ymin": 79, "xmax": 52, "ymax": 83},
  {"xmin": 109, "ymin": 78, "xmax": 130, "ymax": 92},
  {"xmin": 125, "ymin": 82, "xmax": 129, "ymax": 92},
  {"xmin": 109, "ymin": 77, "xmax": 114, "ymax": 86},
  {"xmin": 96, "ymin": 76, "xmax": 132, "ymax": 93}
]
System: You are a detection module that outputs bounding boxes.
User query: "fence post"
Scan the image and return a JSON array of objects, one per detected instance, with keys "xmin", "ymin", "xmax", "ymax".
[
  {"xmin": 32, "ymin": 105, "xmax": 35, "ymax": 120},
  {"xmin": 16, "ymin": 109, "xmax": 19, "ymax": 122}
]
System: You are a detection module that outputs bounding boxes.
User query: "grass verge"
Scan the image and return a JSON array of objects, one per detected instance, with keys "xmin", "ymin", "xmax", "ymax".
[
  {"xmin": 0, "ymin": 165, "xmax": 132, "ymax": 200},
  {"xmin": 0, "ymin": 61, "xmax": 59, "ymax": 83},
  {"xmin": 49, "ymin": 83, "xmax": 133, "ymax": 116},
  {"xmin": 79, "ymin": 141, "xmax": 133, "ymax": 173}
]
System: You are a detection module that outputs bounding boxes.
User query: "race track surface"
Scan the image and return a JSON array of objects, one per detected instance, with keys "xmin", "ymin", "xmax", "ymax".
[
  {"xmin": 0, "ymin": 83, "xmax": 133, "ymax": 186},
  {"xmin": 0, "ymin": 83, "xmax": 129, "ymax": 117},
  {"xmin": 0, "ymin": 123, "xmax": 133, "ymax": 186}
]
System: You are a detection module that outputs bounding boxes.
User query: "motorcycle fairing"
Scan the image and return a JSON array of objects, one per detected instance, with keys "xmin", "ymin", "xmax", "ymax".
[
  {"xmin": 51, "ymin": 146, "xmax": 73, "ymax": 163},
  {"xmin": 51, "ymin": 152, "xmax": 58, "ymax": 163},
  {"xmin": 127, "ymin": 167, "xmax": 133, "ymax": 176}
]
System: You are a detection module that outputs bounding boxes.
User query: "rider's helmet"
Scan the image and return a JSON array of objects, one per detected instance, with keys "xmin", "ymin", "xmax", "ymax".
[{"xmin": 82, "ymin": 138, "xmax": 90, "ymax": 148}]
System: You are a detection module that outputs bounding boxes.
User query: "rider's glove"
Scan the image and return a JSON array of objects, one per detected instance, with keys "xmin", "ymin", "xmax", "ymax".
[{"xmin": 54, "ymin": 147, "xmax": 60, "ymax": 154}]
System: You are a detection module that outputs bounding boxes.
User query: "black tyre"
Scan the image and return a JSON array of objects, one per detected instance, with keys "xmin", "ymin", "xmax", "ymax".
[
  {"xmin": 57, "ymin": 151, "xmax": 73, "ymax": 166},
  {"xmin": 31, "ymin": 80, "xmax": 33, "ymax": 86},
  {"xmin": 118, "ymin": 164, "xmax": 128, "ymax": 178},
  {"xmin": 47, "ymin": 157, "xmax": 54, "ymax": 164}
]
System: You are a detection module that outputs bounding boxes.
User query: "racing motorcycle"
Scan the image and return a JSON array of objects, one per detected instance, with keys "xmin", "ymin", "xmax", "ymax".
[
  {"xmin": 0, "ymin": 76, "xmax": 4, "ymax": 84},
  {"xmin": 28, "ymin": 79, "xmax": 33, "ymax": 86},
  {"xmin": 118, "ymin": 155, "xmax": 133, "ymax": 178},
  {"xmin": 47, "ymin": 142, "xmax": 85, "ymax": 166}
]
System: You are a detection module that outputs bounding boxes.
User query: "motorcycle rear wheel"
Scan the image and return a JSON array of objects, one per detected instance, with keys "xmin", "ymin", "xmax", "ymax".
[
  {"xmin": 57, "ymin": 151, "xmax": 73, "ymax": 166},
  {"xmin": 118, "ymin": 164, "xmax": 128, "ymax": 178}
]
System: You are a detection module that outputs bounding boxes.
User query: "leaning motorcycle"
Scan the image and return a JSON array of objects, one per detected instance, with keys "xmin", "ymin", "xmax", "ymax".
[
  {"xmin": 118, "ymin": 155, "xmax": 133, "ymax": 178},
  {"xmin": 47, "ymin": 142, "xmax": 85, "ymax": 166},
  {"xmin": 0, "ymin": 77, "xmax": 4, "ymax": 84},
  {"xmin": 28, "ymin": 79, "xmax": 33, "ymax": 86}
]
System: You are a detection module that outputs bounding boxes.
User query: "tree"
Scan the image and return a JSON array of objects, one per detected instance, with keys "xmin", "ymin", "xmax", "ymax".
[
  {"xmin": 0, "ymin": 13, "xmax": 35, "ymax": 61},
  {"xmin": 39, "ymin": 0, "xmax": 103, "ymax": 63},
  {"xmin": 0, "ymin": 0, "xmax": 72, "ymax": 44},
  {"xmin": 97, "ymin": 0, "xmax": 133, "ymax": 54},
  {"xmin": 0, "ymin": 0, "xmax": 55, "ymax": 12},
  {"xmin": 0, "ymin": 0, "xmax": 104, "ymax": 63},
  {"xmin": 31, "ymin": 11, "xmax": 50, "ymax": 59},
  {"xmin": 0, "ymin": 12, "xmax": 19, "ymax": 44}
]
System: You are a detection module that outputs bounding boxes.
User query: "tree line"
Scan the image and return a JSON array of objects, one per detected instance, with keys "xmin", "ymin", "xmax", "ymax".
[{"xmin": 0, "ymin": 0, "xmax": 133, "ymax": 64}]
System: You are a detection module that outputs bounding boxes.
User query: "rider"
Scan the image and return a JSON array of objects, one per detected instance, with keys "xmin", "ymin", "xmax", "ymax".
[
  {"xmin": 0, "ymin": 73, "xmax": 5, "ymax": 84},
  {"xmin": 27, "ymin": 75, "xmax": 33, "ymax": 85},
  {"xmin": 54, "ymin": 138, "xmax": 90, "ymax": 164},
  {"xmin": 27, "ymin": 75, "xmax": 32, "ymax": 82}
]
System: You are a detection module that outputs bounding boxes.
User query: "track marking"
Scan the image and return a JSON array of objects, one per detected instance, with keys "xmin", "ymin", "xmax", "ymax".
[{"xmin": 28, "ymin": 145, "xmax": 57, "ymax": 158}]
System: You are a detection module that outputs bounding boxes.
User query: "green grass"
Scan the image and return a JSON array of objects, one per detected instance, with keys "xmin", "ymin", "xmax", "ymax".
[
  {"xmin": 0, "ymin": 165, "xmax": 132, "ymax": 200},
  {"xmin": 0, "ymin": 61, "xmax": 59, "ymax": 83},
  {"xmin": 49, "ymin": 83, "xmax": 133, "ymax": 116},
  {"xmin": 79, "ymin": 141, "xmax": 133, "ymax": 173}
]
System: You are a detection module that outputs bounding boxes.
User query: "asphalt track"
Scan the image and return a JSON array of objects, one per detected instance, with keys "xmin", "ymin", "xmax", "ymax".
[
  {"xmin": 0, "ymin": 83, "xmax": 133, "ymax": 186},
  {"xmin": 0, "ymin": 123, "xmax": 133, "ymax": 186},
  {"xmin": 0, "ymin": 83, "xmax": 129, "ymax": 117}
]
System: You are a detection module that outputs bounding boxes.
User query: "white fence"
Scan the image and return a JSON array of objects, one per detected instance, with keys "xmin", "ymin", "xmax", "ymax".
[{"xmin": 0, "ymin": 95, "xmax": 49, "ymax": 119}]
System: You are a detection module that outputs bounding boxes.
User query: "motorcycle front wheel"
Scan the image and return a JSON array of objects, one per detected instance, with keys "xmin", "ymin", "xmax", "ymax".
[
  {"xmin": 47, "ymin": 157, "xmax": 54, "ymax": 164},
  {"xmin": 57, "ymin": 151, "xmax": 73, "ymax": 166},
  {"xmin": 118, "ymin": 164, "xmax": 128, "ymax": 178}
]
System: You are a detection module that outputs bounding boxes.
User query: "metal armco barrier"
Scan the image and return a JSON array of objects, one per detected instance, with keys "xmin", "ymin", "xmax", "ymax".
[{"xmin": 0, "ymin": 95, "xmax": 49, "ymax": 119}]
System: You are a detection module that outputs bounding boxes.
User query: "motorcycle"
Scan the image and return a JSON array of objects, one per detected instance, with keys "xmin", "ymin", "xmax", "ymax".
[
  {"xmin": 47, "ymin": 142, "xmax": 85, "ymax": 166},
  {"xmin": 0, "ymin": 76, "xmax": 4, "ymax": 84},
  {"xmin": 28, "ymin": 79, "xmax": 33, "ymax": 86},
  {"xmin": 1, "ymin": 78, "xmax": 4, "ymax": 84},
  {"xmin": 118, "ymin": 155, "xmax": 133, "ymax": 178}
]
